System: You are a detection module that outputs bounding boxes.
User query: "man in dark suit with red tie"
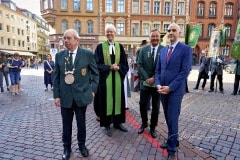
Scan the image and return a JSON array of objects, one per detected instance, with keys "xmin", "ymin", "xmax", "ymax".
[
  {"xmin": 137, "ymin": 29, "xmax": 163, "ymax": 138},
  {"xmin": 155, "ymin": 23, "xmax": 192, "ymax": 160}
]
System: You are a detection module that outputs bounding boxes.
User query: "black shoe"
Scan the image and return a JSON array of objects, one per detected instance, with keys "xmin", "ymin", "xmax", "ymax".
[
  {"xmin": 150, "ymin": 129, "xmax": 157, "ymax": 138},
  {"xmin": 231, "ymin": 93, "xmax": 236, "ymax": 96},
  {"xmin": 220, "ymin": 90, "xmax": 224, "ymax": 94},
  {"xmin": 105, "ymin": 126, "xmax": 112, "ymax": 137},
  {"xmin": 114, "ymin": 124, "xmax": 128, "ymax": 132},
  {"xmin": 79, "ymin": 146, "xmax": 89, "ymax": 157},
  {"xmin": 62, "ymin": 149, "xmax": 71, "ymax": 160},
  {"xmin": 160, "ymin": 141, "xmax": 179, "ymax": 149},
  {"xmin": 202, "ymin": 87, "xmax": 205, "ymax": 90},
  {"xmin": 138, "ymin": 125, "xmax": 147, "ymax": 134},
  {"xmin": 193, "ymin": 87, "xmax": 198, "ymax": 90},
  {"xmin": 1, "ymin": 87, "xmax": 4, "ymax": 92},
  {"xmin": 208, "ymin": 90, "xmax": 214, "ymax": 92},
  {"xmin": 7, "ymin": 87, "xmax": 10, "ymax": 91},
  {"xmin": 167, "ymin": 153, "xmax": 176, "ymax": 160}
]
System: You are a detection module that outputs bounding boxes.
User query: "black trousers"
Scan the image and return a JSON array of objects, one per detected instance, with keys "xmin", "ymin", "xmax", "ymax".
[
  {"xmin": 209, "ymin": 71, "xmax": 223, "ymax": 91},
  {"xmin": 195, "ymin": 71, "xmax": 208, "ymax": 89},
  {"xmin": 139, "ymin": 88, "xmax": 160, "ymax": 129},
  {"xmin": 61, "ymin": 101, "xmax": 87, "ymax": 150},
  {"xmin": 233, "ymin": 74, "xmax": 240, "ymax": 94}
]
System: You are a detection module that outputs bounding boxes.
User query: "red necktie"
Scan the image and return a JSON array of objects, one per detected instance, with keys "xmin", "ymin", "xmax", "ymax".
[{"xmin": 167, "ymin": 46, "xmax": 173, "ymax": 63}]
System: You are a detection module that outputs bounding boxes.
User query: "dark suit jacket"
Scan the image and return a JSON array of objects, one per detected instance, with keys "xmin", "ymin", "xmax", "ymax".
[
  {"xmin": 209, "ymin": 56, "xmax": 224, "ymax": 75},
  {"xmin": 137, "ymin": 44, "xmax": 163, "ymax": 90},
  {"xmin": 53, "ymin": 47, "xmax": 99, "ymax": 108},
  {"xmin": 155, "ymin": 42, "xmax": 192, "ymax": 95}
]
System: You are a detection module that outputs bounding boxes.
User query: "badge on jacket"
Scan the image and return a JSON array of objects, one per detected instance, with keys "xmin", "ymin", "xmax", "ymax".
[{"xmin": 81, "ymin": 68, "xmax": 86, "ymax": 76}]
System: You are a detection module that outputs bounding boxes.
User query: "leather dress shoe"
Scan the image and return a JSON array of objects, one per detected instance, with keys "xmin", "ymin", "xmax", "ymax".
[
  {"xmin": 62, "ymin": 149, "xmax": 71, "ymax": 160},
  {"xmin": 167, "ymin": 153, "xmax": 176, "ymax": 160},
  {"xmin": 114, "ymin": 124, "xmax": 128, "ymax": 132},
  {"xmin": 150, "ymin": 129, "xmax": 157, "ymax": 138},
  {"xmin": 105, "ymin": 126, "xmax": 112, "ymax": 137},
  {"xmin": 79, "ymin": 146, "xmax": 89, "ymax": 157},
  {"xmin": 231, "ymin": 92, "xmax": 236, "ymax": 96},
  {"xmin": 160, "ymin": 141, "xmax": 179, "ymax": 149},
  {"xmin": 208, "ymin": 90, "xmax": 214, "ymax": 92},
  {"xmin": 193, "ymin": 87, "xmax": 198, "ymax": 90},
  {"xmin": 138, "ymin": 125, "xmax": 147, "ymax": 134}
]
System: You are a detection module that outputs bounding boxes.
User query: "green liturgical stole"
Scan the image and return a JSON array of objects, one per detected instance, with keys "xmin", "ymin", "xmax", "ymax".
[{"xmin": 102, "ymin": 41, "xmax": 121, "ymax": 116}]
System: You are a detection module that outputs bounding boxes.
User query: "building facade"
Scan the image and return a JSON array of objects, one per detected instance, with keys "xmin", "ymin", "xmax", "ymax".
[
  {"xmin": 0, "ymin": 0, "xmax": 49, "ymax": 61},
  {"xmin": 41, "ymin": 0, "xmax": 190, "ymax": 57},
  {"xmin": 190, "ymin": 0, "xmax": 239, "ymax": 62}
]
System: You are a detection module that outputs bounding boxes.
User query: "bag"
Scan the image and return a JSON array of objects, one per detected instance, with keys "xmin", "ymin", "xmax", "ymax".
[{"xmin": 3, "ymin": 66, "xmax": 9, "ymax": 74}]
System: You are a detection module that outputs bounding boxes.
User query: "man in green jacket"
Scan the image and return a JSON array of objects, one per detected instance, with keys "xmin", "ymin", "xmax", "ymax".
[{"xmin": 53, "ymin": 29, "xmax": 99, "ymax": 159}]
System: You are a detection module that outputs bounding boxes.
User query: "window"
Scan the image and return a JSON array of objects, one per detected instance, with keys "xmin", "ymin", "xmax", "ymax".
[
  {"xmin": 178, "ymin": 24, "xmax": 184, "ymax": 37},
  {"xmin": 225, "ymin": 25, "xmax": 231, "ymax": 37},
  {"xmin": 117, "ymin": 0, "xmax": 124, "ymax": 13},
  {"xmin": 132, "ymin": 23, "xmax": 139, "ymax": 36},
  {"xmin": 7, "ymin": 25, "xmax": 10, "ymax": 32},
  {"xmin": 208, "ymin": 24, "xmax": 215, "ymax": 37},
  {"xmin": 18, "ymin": 40, "xmax": 21, "ymax": 47},
  {"xmin": 143, "ymin": 1, "xmax": 150, "ymax": 14},
  {"xmin": 117, "ymin": 23, "xmax": 124, "ymax": 35},
  {"xmin": 74, "ymin": 20, "xmax": 81, "ymax": 35},
  {"xmin": 87, "ymin": 20, "xmax": 93, "ymax": 34},
  {"xmin": 86, "ymin": 0, "xmax": 93, "ymax": 11},
  {"xmin": 61, "ymin": 20, "xmax": 68, "ymax": 33},
  {"xmin": 164, "ymin": 2, "xmax": 171, "ymax": 15},
  {"xmin": 153, "ymin": 24, "xmax": 160, "ymax": 31},
  {"xmin": 143, "ymin": 23, "xmax": 150, "ymax": 36},
  {"xmin": 199, "ymin": 23, "xmax": 203, "ymax": 37},
  {"xmin": 12, "ymin": 39, "xmax": 15, "ymax": 46},
  {"xmin": 177, "ymin": 2, "xmax": 184, "ymax": 15},
  {"xmin": 163, "ymin": 24, "xmax": 169, "ymax": 32},
  {"xmin": 209, "ymin": 2, "xmax": 216, "ymax": 17},
  {"xmin": 224, "ymin": 3, "xmax": 233, "ymax": 17},
  {"xmin": 73, "ymin": 0, "xmax": 80, "ymax": 11},
  {"xmin": 61, "ymin": 0, "xmax": 68, "ymax": 10},
  {"xmin": 0, "ymin": 10, "xmax": 2, "ymax": 17},
  {"xmin": 12, "ymin": 26, "xmax": 15, "ymax": 33},
  {"xmin": 43, "ymin": 0, "xmax": 48, "ymax": 9},
  {"xmin": 1, "ymin": 37, "xmax": 4, "ymax": 45},
  {"xmin": 132, "ymin": 0, "xmax": 139, "ymax": 14},
  {"xmin": 154, "ymin": 1, "xmax": 160, "ymax": 15},
  {"xmin": 222, "ymin": 45, "xmax": 230, "ymax": 56},
  {"xmin": 8, "ymin": 38, "xmax": 11, "ymax": 45},
  {"xmin": 106, "ymin": 0, "xmax": 113, "ymax": 12},
  {"xmin": 0, "ymin": 23, "xmax": 2, "ymax": 30},
  {"xmin": 50, "ymin": 0, "xmax": 54, "ymax": 9},
  {"xmin": 197, "ymin": 2, "xmax": 204, "ymax": 16}
]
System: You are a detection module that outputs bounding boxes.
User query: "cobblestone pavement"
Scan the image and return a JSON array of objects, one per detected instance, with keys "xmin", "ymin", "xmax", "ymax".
[{"xmin": 0, "ymin": 66, "xmax": 239, "ymax": 160}]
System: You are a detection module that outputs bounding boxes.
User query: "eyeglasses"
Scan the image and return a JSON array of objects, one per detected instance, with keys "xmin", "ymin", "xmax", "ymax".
[{"xmin": 167, "ymin": 29, "xmax": 177, "ymax": 32}]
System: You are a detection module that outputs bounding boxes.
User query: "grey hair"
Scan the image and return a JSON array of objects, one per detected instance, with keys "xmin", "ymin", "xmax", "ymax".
[
  {"xmin": 168, "ymin": 23, "xmax": 181, "ymax": 32},
  {"xmin": 63, "ymin": 29, "xmax": 80, "ymax": 39},
  {"xmin": 105, "ymin": 24, "xmax": 116, "ymax": 33}
]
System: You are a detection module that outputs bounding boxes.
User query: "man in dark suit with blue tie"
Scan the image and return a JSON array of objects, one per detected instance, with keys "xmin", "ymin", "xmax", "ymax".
[
  {"xmin": 155, "ymin": 23, "xmax": 192, "ymax": 160},
  {"xmin": 137, "ymin": 29, "xmax": 163, "ymax": 138},
  {"xmin": 53, "ymin": 29, "xmax": 99, "ymax": 160}
]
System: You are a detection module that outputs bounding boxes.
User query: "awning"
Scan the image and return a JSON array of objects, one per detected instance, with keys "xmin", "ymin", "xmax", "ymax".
[{"xmin": 0, "ymin": 50, "xmax": 35, "ymax": 56}]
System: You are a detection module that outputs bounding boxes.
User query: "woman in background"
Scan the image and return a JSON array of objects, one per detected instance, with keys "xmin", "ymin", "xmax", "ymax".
[{"xmin": 44, "ymin": 54, "xmax": 54, "ymax": 91}]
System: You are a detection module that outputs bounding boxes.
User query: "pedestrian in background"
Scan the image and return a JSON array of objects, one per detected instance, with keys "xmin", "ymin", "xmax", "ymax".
[
  {"xmin": 53, "ymin": 29, "xmax": 99, "ymax": 159},
  {"xmin": 137, "ymin": 28, "xmax": 163, "ymax": 138},
  {"xmin": 208, "ymin": 55, "xmax": 224, "ymax": 93},
  {"xmin": 0, "ymin": 52, "xmax": 9, "ymax": 92},
  {"xmin": 94, "ymin": 24, "xmax": 129, "ymax": 137},
  {"xmin": 193, "ymin": 50, "xmax": 210, "ymax": 90},
  {"xmin": 155, "ymin": 23, "xmax": 192, "ymax": 160},
  {"xmin": 7, "ymin": 52, "xmax": 23, "ymax": 95},
  {"xmin": 231, "ymin": 59, "xmax": 240, "ymax": 95},
  {"xmin": 44, "ymin": 54, "xmax": 54, "ymax": 91}
]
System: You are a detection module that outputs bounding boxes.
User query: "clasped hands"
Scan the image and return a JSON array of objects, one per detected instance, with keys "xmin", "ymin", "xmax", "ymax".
[
  {"xmin": 110, "ymin": 63, "xmax": 119, "ymax": 71},
  {"xmin": 156, "ymin": 85, "xmax": 171, "ymax": 95}
]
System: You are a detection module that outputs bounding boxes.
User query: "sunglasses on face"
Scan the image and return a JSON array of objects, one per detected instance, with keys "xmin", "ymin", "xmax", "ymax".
[{"xmin": 167, "ymin": 29, "xmax": 177, "ymax": 32}]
